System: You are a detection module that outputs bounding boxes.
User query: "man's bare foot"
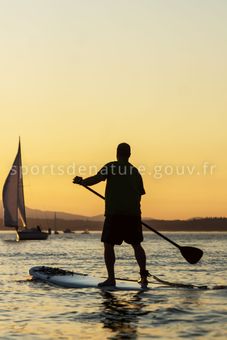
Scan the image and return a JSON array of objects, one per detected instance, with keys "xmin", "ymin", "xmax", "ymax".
[
  {"xmin": 98, "ymin": 279, "xmax": 116, "ymax": 287},
  {"xmin": 138, "ymin": 276, "xmax": 149, "ymax": 289},
  {"xmin": 138, "ymin": 270, "xmax": 151, "ymax": 288}
]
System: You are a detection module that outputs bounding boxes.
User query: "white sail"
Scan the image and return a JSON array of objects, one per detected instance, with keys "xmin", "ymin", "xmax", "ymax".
[{"xmin": 2, "ymin": 140, "xmax": 27, "ymax": 227}]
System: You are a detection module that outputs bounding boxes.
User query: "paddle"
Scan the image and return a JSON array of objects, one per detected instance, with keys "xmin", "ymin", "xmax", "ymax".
[{"xmin": 80, "ymin": 184, "xmax": 203, "ymax": 264}]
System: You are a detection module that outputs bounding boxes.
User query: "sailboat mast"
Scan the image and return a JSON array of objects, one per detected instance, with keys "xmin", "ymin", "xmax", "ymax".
[
  {"xmin": 18, "ymin": 138, "xmax": 27, "ymax": 227},
  {"xmin": 54, "ymin": 212, "xmax": 57, "ymax": 230},
  {"xmin": 16, "ymin": 139, "xmax": 20, "ymax": 228}
]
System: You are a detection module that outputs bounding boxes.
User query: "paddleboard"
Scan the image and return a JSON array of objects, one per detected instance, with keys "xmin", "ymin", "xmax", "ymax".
[{"xmin": 29, "ymin": 266, "xmax": 147, "ymax": 291}]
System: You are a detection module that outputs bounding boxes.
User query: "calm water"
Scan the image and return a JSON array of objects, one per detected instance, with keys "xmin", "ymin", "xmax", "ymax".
[{"xmin": 1, "ymin": 231, "xmax": 227, "ymax": 339}]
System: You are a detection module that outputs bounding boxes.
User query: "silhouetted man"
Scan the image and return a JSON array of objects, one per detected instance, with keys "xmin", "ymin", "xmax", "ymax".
[{"xmin": 73, "ymin": 143, "xmax": 149, "ymax": 287}]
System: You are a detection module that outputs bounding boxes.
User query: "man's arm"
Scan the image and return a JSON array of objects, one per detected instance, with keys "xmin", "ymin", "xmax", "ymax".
[{"xmin": 73, "ymin": 173, "xmax": 105, "ymax": 186}]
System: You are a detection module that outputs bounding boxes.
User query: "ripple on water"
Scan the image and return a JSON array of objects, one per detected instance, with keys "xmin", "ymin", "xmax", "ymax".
[{"xmin": 1, "ymin": 232, "xmax": 227, "ymax": 339}]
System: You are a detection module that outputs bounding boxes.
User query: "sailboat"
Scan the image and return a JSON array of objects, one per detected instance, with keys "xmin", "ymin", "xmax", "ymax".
[{"xmin": 2, "ymin": 140, "xmax": 48, "ymax": 241}]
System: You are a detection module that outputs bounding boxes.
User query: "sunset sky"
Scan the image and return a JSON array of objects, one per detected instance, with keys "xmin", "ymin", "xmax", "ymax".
[{"xmin": 0, "ymin": 0, "xmax": 226, "ymax": 219}]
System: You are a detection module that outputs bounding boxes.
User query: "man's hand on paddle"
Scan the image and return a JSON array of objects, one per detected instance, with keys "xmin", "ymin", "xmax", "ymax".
[{"xmin": 73, "ymin": 176, "xmax": 83, "ymax": 185}]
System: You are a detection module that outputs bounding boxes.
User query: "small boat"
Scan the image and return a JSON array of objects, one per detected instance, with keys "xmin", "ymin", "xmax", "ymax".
[
  {"xmin": 63, "ymin": 228, "xmax": 73, "ymax": 233},
  {"xmin": 81, "ymin": 229, "xmax": 90, "ymax": 234},
  {"xmin": 16, "ymin": 227, "xmax": 48, "ymax": 241},
  {"xmin": 2, "ymin": 139, "xmax": 48, "ymax": 241}
]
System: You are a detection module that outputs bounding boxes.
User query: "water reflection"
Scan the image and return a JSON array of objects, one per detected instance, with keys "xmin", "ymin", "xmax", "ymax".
[{"xmin": 100, "ymin": 291, "xmax": 149, "ymax": 339}]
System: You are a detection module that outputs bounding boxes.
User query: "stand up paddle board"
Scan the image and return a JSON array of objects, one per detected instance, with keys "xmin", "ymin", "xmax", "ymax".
[{"xmin": 29, "ymin": 266, "xmax": 147, "ymax": 291}]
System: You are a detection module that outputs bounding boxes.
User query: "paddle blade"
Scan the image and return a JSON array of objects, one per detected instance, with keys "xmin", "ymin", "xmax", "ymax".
[{"xmin": 180, "ymin": 246, "xmax": 203, "ymax": 264}]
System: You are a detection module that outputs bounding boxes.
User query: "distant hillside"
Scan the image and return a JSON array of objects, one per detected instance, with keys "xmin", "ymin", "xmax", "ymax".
[
  {"xmin": 0, "ymin": 201, "xmax": 104, "ymax": 221},
  {"xmin": 1, "ymin": 201, "xmax": 227, "ymax": 231},
  {"xmin": 0, "ymin": 212, "xmax": 226, "ymax": 232},
  {"xmin": 145, "ymin": 217, "xmax": 227, "ymax": 232}
]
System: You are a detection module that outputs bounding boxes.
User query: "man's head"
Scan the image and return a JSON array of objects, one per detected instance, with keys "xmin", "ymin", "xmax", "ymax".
[{"xmin": 117, "ymin": 143, "xmax": 131, "ymax": 161}]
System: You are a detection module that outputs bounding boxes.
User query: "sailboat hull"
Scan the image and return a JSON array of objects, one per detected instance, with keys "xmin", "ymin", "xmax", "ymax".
[{"xmin": 16, "ymin": 229, "xmax": 49, "ymax": 241}]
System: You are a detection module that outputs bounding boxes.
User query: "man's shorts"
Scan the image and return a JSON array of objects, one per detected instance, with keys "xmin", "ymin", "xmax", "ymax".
[{"xmin": 101, "ymin": 215, "xmax": 143, "ymax": 245}]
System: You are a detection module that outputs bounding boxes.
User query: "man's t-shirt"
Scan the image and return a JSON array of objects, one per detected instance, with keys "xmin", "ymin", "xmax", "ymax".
[{"xmin": 97, "ymin": 161, "xmax": 145, "ymax": 216}]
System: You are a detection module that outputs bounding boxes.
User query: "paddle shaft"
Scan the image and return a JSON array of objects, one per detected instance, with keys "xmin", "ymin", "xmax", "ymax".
[{"xmin": 82, "ymin": 184, "xmax": 180, "ymax": 249}]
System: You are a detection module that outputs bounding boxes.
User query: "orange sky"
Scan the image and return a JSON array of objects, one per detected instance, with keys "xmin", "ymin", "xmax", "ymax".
[{"xmin": 0, "ymin": 1, "xmax": 226, "ymax": 219}]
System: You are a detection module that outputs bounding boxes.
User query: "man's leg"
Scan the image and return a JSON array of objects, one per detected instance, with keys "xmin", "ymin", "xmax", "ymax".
[
  {"xmin": 132, "ymin": 243, "xmax": 146, "ymax": 272},
  {"xmin": 104, "ymin": 242, "xmax": 116, "ymax": 281},
  {"xmin": 98, "ymin": 242, "xmax": 116, "ymax": 286},
  {"xmin": 132, "ymin": 243, "xmax": 149, "ymax": 287}
]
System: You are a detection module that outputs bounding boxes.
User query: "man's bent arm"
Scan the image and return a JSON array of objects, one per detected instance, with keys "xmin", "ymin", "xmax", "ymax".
[{"xmin": 82, "ymin": 174, "xmax": 104, "ymax": 186}]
